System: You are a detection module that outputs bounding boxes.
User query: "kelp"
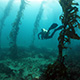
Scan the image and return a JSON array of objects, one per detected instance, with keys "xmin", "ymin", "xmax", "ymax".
[
  {"xmin": 45, "ymin": 59, "xmax": 69, "ymax": 80},
  {"xmin": 0, "ymin": 0, "xmax": 14, "ymax": 49},
  {"xmin": 9, "ymin": 0, "xmax": 27, "ymax": 59},
  {"xmin": 59, "ymin": 0, "xmax": 80, "ymax": 52},
  {"xmin": 31, "ymin": 1, "xmax": 46, "ymax": 46},
  {"xmin": 45, "ymin": 0, "xmax": 80, "ymax": 80}
]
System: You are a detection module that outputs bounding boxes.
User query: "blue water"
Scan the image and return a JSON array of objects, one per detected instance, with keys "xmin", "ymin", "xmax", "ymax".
[{"xmin": 0, "ymin": 0, "xmax": 80, "ymax": 50}]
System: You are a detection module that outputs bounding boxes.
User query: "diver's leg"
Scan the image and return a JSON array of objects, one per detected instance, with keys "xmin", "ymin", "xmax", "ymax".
[
  {"xmin": 48, "ymin": 23, "xmax": 58, "ymax": 32},
  {"xmin": 47, "ymin": 29, "xmax": 57, "ymax": 38},
  {"xmin": 46, "ymin": 25, "xmax": 64, "ymax": 39}
]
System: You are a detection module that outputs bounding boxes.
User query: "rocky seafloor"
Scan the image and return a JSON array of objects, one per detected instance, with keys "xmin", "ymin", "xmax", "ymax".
[
  {"xmin": 0, "ymin": 47, "xmax": 57, "ymax": 80},
  {"xmin": 0, "ymin": 46, "xmax": 80, "ymax": 80}
]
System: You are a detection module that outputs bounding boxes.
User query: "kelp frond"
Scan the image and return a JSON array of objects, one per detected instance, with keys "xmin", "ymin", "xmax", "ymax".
[{"xmin": 59, "ymin": 0, "xmax": 80, "ymax": 51}]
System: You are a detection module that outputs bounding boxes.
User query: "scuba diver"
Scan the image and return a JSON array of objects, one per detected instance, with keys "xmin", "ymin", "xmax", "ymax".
[{"xmin": 38, "ymin": 23, "xmax": 64, "ymax": 40}]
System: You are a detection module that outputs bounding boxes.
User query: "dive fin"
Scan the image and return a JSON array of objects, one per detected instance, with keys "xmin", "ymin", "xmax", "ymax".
[{"xmin": 48, "ymin": 23, "xmax": 58, "ymax": 31}]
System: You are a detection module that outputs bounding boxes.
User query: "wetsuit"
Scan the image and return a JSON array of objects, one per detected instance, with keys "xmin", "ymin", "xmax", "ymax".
[{"xmin": 38, "ymin": 23, "xmax": 64, "ymax": 40}]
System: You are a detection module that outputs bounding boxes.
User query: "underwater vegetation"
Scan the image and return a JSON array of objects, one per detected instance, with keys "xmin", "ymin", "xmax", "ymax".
[
  {"xmin": 0, "ymin": 0, "xmax": 80, "ymax": 80},
  {"xmin": 59, "ymin": 0, "xmax": 80, "ymax": 48},
  {"xmin": 31, "ymin": 0, "xmax": 46, "ymax": 46},
  {"xmin": 58, "ymin": 0, "xmax": 80, "ymax": 59},
  {"xmin": 0, "ymin": 0, "xmax": 14, "ymax": 50},
  {"xmin": 58, "ymin": 0, "xmax": 80, "ymax": 61},
  {"xmin": 44, "ymin": 0, "xmax": 80, "ymax": 80},
  {"xmin": 9, "ymin": 0, "xmax": 27, "ymax": 59}
]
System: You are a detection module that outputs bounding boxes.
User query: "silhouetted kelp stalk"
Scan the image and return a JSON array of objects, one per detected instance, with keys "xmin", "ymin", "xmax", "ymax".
[
  {"xmin": 9, "ymin": 0, "xmax": 27, "ymax": 59},
  {"xmin": 58, "ymin": 0, "xmax": 80, "ymax": 58},
  {"xmin": 45, "ymin": 0, "xmax": 80, "ymax": 80},
  {"xmin": 0, "ymin": 0, "xmax": 14, "ymax": 50},
  {"xmin": 31, "ymin": 0, "xmax": 46, "ymax": 46}
]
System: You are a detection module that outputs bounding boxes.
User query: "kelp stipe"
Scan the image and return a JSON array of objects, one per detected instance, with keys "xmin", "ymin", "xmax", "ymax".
[
  {"xmin": 58, "ymin": 0, "xmax": 80, "ymax": 57},
  {"xmin": 9, "ymin": 0, "xmax": 27, "ymax": 59},
  {"xmin": 31, "ymin": 0, "xmax": 46, "ymax": 47},
  {"xmin": 0, "ymin": 0, "xmax": 14, "ymax": 49},
  {"xmin": 44, "ymin": 0, "xmax": 80, "ymax": 80}
]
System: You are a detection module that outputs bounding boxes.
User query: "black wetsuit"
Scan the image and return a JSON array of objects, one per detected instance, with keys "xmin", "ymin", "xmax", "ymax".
[
  {"xmin": 38, "ymin": 23, "xmax": 64, "ymax": 40},
  {"xmin": 38, "ymin": 31, "xmax": 49, "ymax": 39}
]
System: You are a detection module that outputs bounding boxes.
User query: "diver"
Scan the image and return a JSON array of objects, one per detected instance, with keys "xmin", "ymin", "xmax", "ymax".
[{"xmin": 38, "ymin": 23, "xmax": 64, "ymax": 40}]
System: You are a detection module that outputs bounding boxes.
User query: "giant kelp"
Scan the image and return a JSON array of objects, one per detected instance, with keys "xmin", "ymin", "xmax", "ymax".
[
  {"xmin": 45, "ymin": 0, "xmax": 80, "ymax": 80},
  {"xmin": 31, "ymin": 1, "xmax": 46, "ymax": 46},
  {"xmin": 58, "ymin": 0, "xmax": 80, "ymax": 57},
  {"xmin": 0, "ymin": 0, "xmax": 14, "ymax": 50},
  {"xmin": 9, "ymin": 0, "xmax": 27, "ymax": 59}
]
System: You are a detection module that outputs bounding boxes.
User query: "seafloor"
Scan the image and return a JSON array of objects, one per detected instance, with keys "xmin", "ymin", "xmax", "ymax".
[{"xmin": 0, "ymin": 45, "xmax": 80, "ymax": 80}]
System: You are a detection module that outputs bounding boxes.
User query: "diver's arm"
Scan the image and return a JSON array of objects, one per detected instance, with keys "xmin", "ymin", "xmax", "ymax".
[{"xmin": 38, "ymin": 32, "xmax": 42, "ymax": 39}]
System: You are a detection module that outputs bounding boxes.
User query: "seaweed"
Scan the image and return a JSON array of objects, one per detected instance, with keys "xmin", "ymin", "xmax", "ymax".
[
  {"xmin": 44, "ymin": 0, "xmax": 80, "ymax": 79},
  {"xmin": 0, "ymin": 0, "xmax": 14, "ymax": 50},
  {"xmin": 9, "ymin": 0, "xmax": 27, "ymax": 59},
  {"xmin": 0, "ymin": 63, "xmax": 15, "ymax": 76},
  {"xmin": 58, "ymin": 0, "xmax": 80, "ymax": 52},
  {"xmin": 31, "ymin": 1, "xmax": 46, "ymax": 46}
]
